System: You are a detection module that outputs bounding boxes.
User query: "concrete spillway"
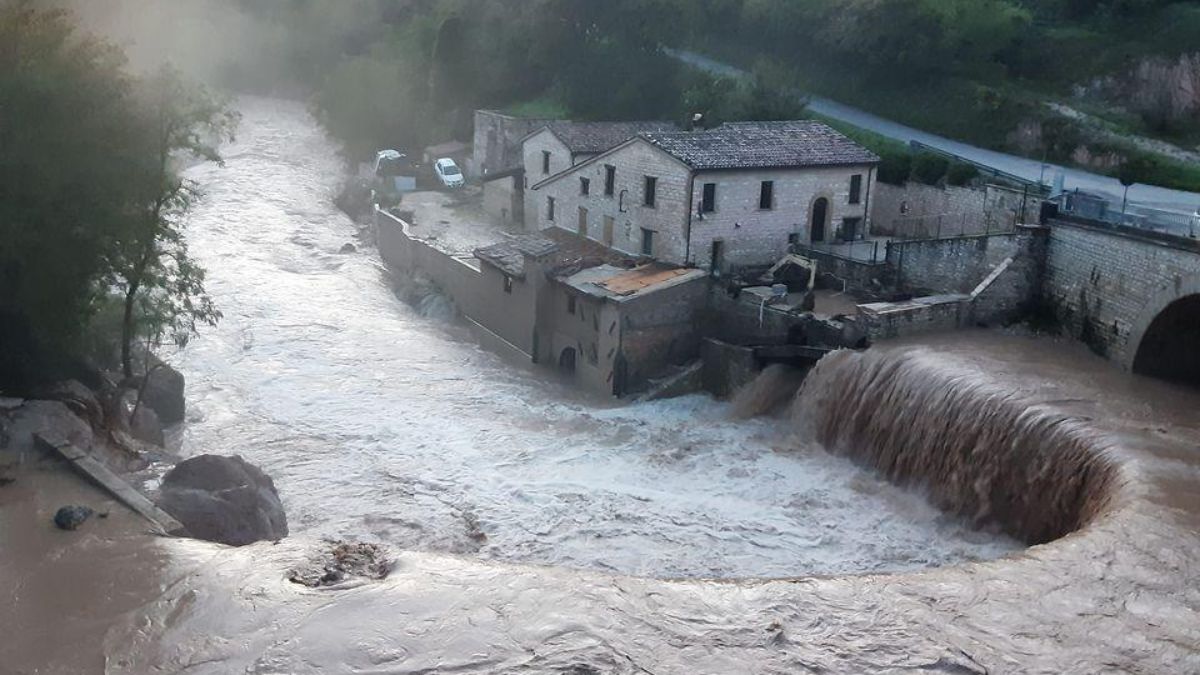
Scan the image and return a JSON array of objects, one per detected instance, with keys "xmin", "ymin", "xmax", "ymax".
[{"xmin": 795, "ymin": 347, "xmax": 1121, "ymax": 545}]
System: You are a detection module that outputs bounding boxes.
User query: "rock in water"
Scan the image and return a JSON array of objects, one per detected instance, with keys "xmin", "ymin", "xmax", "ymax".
[
  {"xmin": 139, "ymin": 356, "xmax": 186, "ymax": 425},
  {"xmin": 158, "ymin": 455, "xmax": 288, "ymax": 546},
  {"xmin": 54, "ymin": 505, "xmax": 95, "ymax": 531},
  {"xmin": 339, "ymin": 242, "xmax": 357, "ymax": 254}
]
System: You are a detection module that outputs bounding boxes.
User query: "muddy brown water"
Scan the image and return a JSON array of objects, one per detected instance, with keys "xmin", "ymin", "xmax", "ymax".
[{"xmin": 2, "ymin": 98, "xmax": 1198, "ymax": 673}]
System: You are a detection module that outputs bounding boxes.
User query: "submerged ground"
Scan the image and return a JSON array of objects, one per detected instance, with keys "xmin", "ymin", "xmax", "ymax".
[{"xmin": 2, "ymin": 98, "xmax": 1197, "ymax": 674}]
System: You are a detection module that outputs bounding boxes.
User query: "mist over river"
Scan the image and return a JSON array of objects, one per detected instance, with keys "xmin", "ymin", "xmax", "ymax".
[{"xmin": 166, "ymin": 97, "xmax": 1015, "ymax": 578}]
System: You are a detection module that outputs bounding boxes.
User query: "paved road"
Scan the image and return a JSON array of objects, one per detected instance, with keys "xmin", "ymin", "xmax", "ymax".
[{"xmin": 672, "ymin": 50, "xmax": 1200, "ymax": 216}]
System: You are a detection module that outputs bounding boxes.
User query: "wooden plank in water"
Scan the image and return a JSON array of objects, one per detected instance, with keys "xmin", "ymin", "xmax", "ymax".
[{"xmin": 35, "ymin": 433, "xmax": 187, "ymax": 536}]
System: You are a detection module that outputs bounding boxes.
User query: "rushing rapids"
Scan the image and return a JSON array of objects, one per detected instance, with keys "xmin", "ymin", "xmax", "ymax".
[
  {"xmin": 151, "ymin": 97, "xmax": 1014, "ymax": 579},
  {"xmin": 4, "ymin": 98, "xmax": 1198, "ymax": 673}
]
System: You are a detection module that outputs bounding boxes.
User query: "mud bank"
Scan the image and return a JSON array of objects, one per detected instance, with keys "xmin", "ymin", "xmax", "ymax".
[{"xmin": 85, "ymin": 333, "xmax": 1200, "ymax": 673}]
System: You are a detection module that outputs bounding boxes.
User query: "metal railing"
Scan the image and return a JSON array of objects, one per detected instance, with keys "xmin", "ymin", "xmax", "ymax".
[
  {"xmin": 881, "ymin": 212, "xmax": 1019, "ymax": 240},
  {"xmin": 795, "ymin": 238, "xmax": 888, "ymax": 264},
  {"xmin": 1058, "ymin": 190, "xmax": 1199, "ymax": 239}
]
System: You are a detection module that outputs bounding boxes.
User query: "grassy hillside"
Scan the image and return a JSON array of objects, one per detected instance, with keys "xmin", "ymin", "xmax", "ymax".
[{"xmin": 677, "ymin": 0, "xmax": 1200, "ymax": 191}]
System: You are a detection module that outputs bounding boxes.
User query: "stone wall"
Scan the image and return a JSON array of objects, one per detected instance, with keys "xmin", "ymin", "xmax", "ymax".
[
  {"xmin": 686, "ymin": 164, "xmax": 875, "ymax": 273},
  {"xmin": 376, "ymin": 208, "xmax": 538, "ymax": 357},
  {"xmin": 888, "ymin": 233, "xmax": 1020, "ymax": 294},
  {"xmin": 531, "ymin": 139, "xmax": 691, "ymax": 261},
  {"xmin": 618, "ymin": 277, "xmax": 710, "ymax": 391},
  {"xmin": 471, "ymin": 110, "xmax": 551, "ymax": 178},
  {"xmin": 871, "ymin": 182, "xmax": 1040, "ymax": 238},
  {"xmin": 531, "ymin": 138, "xmax": 876, "ymax": 271},
  {"xmin": 522, "ymin": 130, "xmax": 574, "ymax": 227},
  {"xmin": 856, "ymin": 295, "xmax": 969, "ymax": 341},
  {"xmin": 791, "ymin": 245, "xmax": 893, "ymax": 295},
  {"xmin": 1042, "ymin": 217, "xmax": 1200, "ymax": 367},
  {"xmin": 482, "ymin": 173, "xmax": 523, "ymax": 228}
]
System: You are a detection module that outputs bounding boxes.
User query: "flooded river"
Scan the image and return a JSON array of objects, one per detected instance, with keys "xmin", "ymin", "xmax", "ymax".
[
  {"xmin": 168, "ymin": 97, "xmax": 1015, "ymax": 578},
  {"xmin": 8, "ymin": 97, "xmax": 1197, "ymax": 674}
]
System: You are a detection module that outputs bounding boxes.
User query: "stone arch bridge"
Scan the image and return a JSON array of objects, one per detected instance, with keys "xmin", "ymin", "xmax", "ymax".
[{"xmin": 1043, "ymin": 216, "xmax": 1200, "ymax": 387}]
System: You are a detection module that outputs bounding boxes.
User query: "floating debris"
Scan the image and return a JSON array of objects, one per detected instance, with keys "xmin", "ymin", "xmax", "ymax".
[{"xmin": 287, "ymin": 541, "xmax": 391, "ymax": 588}]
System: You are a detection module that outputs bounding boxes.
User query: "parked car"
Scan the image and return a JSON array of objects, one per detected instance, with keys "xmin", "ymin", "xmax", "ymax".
[{"xmin": 434, "ymin": 157, "xmax": 465, "ymax": 189}]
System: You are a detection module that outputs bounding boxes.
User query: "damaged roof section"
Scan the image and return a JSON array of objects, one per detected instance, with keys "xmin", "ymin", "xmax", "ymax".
[
  {"xmin": 474, "ymin": 229, "xmax": 637, "ymax": 279},
  {"xmin": 474, "ymin": 235, "xmax": 559, "ymax": 279},
  {"xmin": 561, "ymin": 264, "xmax": 706, "ymax": 302},
  {"xmin": 642, "ymin": 120, "xmax": 879, "ymax": 170},
  {"xmin": 542, "ymin": 121, "xmax": 678, "ymax": 155}
]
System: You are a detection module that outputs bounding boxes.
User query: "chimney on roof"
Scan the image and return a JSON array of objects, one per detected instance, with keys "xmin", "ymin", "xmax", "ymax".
[{"xmin": 688, "ymin": 112, "xmax": 705, "ymax": 132}]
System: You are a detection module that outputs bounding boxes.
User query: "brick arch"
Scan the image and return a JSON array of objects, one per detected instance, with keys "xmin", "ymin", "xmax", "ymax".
[{"xmin": 1123, "ymin": 273, "xmax": 1200, "ymax": 372}]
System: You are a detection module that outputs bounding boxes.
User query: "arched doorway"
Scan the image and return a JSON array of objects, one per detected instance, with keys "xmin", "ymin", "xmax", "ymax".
[
  {"xmin": 558, "ymin": 347, "xmax": 577, "ymax": 373},
  {"xmin": 810, "ymin": 198, "xmax": 829, "ymax": 243},
  {"xmin": 1132, "ymin": 294, "xmax": 1200, "ymax": 387}
]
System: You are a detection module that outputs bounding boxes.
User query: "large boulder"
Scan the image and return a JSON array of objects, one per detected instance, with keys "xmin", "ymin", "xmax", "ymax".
[
  {"xmin": 159, "ymin": 455, "xmax": 288, "ymax": 546},
  {"xmin": 138, "ymin": 356, "xmax": 186, "ymax": 426}
]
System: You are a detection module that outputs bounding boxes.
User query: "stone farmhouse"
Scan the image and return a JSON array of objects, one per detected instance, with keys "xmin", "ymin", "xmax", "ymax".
[{"xmin": 527, "ymin": 121, "xmax": 880, "ymax": 275}]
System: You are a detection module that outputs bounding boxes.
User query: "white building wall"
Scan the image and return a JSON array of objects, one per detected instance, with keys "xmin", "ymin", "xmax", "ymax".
[
  {"xmin": 522, "ymin": 130, "xmax": 572, "ymax": 228},
  {"xmin": 687, "ymin": 164, "xmax": 875, "ymax": 270},
  {"xmin": 531, "ymin": 140, "xmax": 692, "ymax": 263}
]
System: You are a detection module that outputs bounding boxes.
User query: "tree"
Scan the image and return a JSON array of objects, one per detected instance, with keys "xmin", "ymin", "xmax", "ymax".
[
  {"xmin": 106, "ymin": 66, "xmax": 237, "ymax": 380},
  {"xmin": 0, "ymin": 1, "xmax": 144, "ymax": 386},
  {"xmin": 1117, "ymin": 156, "xmax": 1156, "ymax": 215}
]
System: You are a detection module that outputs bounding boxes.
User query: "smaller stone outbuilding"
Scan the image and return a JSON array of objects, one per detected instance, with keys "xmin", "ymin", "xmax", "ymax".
[{"xmin": 482, "ymin": 167, "xmax": 524, "ymax": 227}]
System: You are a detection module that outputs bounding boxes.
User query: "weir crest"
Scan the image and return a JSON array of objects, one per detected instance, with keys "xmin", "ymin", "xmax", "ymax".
[{"xmin": 784, "ymin": 347, "xmax": 1124, "ymax": 545}]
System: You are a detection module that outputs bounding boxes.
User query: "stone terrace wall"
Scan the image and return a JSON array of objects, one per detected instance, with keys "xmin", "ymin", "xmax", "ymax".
[
  {"xmin": 871, "ymin": 182, "xmax": 1040, "ymax": 238},
  {"xmin": 888, "ymin": 233, "xmax": 1020, "ymax": 294}
]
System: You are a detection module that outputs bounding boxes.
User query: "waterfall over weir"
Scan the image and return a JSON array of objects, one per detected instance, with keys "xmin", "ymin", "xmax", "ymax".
[{"xmin": 790, "ymin": 348, "xmax": 1122, "ymax": 545}]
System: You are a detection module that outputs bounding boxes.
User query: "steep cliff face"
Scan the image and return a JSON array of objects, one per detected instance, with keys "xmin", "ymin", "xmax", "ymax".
[{"xmin": 1126, "ymin": 53, "xmax": 1200, "ymax": 130}]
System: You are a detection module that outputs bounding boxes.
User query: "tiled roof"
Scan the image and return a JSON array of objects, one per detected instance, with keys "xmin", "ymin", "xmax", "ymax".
[
  {"xmin": 546, "ymin": 121, "xmax": 678, "ymax": 155},
  {"xmin": 642, "ymin": 121, "xmax": 879, "ymax": 170},
  {"xmin": 473, "ymin": 235, "xmax": 559, "ymax": 278}
]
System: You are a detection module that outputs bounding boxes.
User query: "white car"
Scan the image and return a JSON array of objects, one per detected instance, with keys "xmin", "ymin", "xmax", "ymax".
[{"xmin": 434, "ymin": 158, "xmax": 465, "ymax": 189}]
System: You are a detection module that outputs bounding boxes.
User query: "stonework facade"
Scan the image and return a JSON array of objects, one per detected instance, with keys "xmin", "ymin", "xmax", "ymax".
[
  {"xmin": 870, "ymin": 181, "xmax": 1042, "ymax": 238},
  {"xmin": 1042, "ymin": 218, "xmax": 1200, "ymax": 368},
  {"xmin": 530, "ymin": 137, "xmax": 876, "ymax": 272},
  {"xmin": 471, "ymin": 110, "xmax": 552, "ymax": 177}
]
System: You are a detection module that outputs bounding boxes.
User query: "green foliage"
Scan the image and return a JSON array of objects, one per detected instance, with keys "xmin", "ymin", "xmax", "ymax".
[
  {"xmin": 912, "ymin": 153, "xmax": 951, "ymax": 185},
  {"xmin": 0, "ymin": 2, "xmax": 142, "ymax": 384},
  {"xmin": 877, "ymin": 151, "xmax": 914, "ymax": 186},
  {"xmin": 947, "ymin": 162, "xmax": 981, "ymax": 186},
  {"xmin": 0, "ymin": 4, "xmax": 232, "ymax": 387}
]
